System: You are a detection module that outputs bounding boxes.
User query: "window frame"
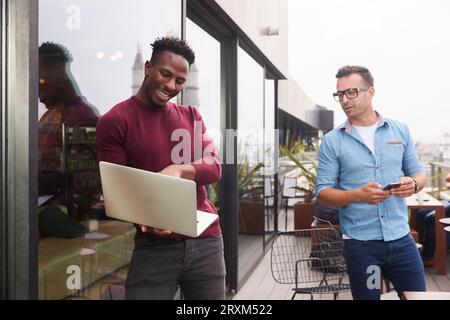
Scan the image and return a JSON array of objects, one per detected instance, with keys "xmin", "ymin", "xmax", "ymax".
[{"xmin": 2, "ymin": 0, "xmax": 39, "ymax": 299}]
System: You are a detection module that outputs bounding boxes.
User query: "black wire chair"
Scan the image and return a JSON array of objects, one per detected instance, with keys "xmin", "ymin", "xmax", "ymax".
[{"xmin": 270, "ymin": 217, "xmax": 350, "ymax": 300}]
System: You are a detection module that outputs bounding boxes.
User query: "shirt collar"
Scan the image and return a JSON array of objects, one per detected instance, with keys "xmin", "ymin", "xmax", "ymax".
[{"xmin": 342, "ymin": 111, "xmax": 389, "ymax": 134}]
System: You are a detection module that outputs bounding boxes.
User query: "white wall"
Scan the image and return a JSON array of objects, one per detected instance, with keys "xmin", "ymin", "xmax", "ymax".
[
  {"xmin": 216, "ymin": 0, "xmax": 315, "ymax": 121},
  {"xmin": 278, "ymin": 74, "xmax": 316, "ymax": 121},
  {"xmin": 215, "ymin": 0, "xmax": 288, "ymax": 76},
  {"xmin": 216, "ymin": 0, "xmax": 316, "ymax": 123}
]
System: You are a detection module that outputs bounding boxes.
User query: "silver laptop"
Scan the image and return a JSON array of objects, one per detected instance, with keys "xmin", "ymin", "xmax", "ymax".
[{"xmin": 99, "ymin": 161, "xmax": 218, "ymax": 238}]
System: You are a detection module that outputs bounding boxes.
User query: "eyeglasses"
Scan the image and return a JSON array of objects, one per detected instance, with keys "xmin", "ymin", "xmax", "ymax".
[{"xmin": 333, "ymin": 87, "xmax": 370, "ymax": 102}]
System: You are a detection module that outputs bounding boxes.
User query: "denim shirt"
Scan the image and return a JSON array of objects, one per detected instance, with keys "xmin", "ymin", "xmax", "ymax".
[{"xmin": 315, "ymin": 114, "xmax": 423, "ymax": 241}]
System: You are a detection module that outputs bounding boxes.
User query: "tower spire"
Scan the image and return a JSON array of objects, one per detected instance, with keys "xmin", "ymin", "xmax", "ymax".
[{"xmin": 131, "ymin": 42, "xmax": 144, "ymax": 94}]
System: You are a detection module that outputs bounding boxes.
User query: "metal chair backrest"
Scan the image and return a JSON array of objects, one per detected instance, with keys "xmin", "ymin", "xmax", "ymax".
[
  {"xmin": 271, "ymin": 227, "xmax": 346, "ymax": 286},
  {"xmin": 282, "ymin": 176, "xmax": 298, "ymax": 198},
  {"xmin": 264, "ymin": 176, "xmax": 273, "ymax": 198},
  {"xmin": 312, "ymin": 216, "xmax": 334, "ymax": 228}
]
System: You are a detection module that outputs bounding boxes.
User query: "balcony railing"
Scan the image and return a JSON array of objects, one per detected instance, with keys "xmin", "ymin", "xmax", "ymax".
[{"xmin": 427, "ymin": 161, "xmax": 450, "ymax": 199}]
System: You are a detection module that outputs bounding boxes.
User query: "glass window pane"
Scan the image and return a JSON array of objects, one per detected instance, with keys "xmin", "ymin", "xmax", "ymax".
[
  {"xmin": 237, "ymin": 47, "xmax": 264, "ymax": 285},
  {"xmin": 186, "ymin": 19, "xmax": 222, "ymax": 206},
  {"xmin": 38, "ymin": 0, "xmax": 181, "ymax": 300},
  {"xmin": 264, "ymin": 79, "xmax": 277, "ymax": 237},
  {"xmin": 185, "ymin": 19, "xmax": 222, "ymax": 153},
  {"xmin": 264, "ymin": 79, "xmax": 276, "ymax": 175}
]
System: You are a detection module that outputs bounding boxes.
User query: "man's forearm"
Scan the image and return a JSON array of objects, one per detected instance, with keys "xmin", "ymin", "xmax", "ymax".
[
  {"xmin": 318, "ymin": 188, "xmax": 362, "ymax": 207},
  {"xmin": 180, "ymin": 164, "xmax": 196, "ymax": 180}
]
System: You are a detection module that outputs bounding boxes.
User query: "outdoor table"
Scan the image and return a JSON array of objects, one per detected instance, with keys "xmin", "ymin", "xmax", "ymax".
[
  {"xmin": 406, "ymin": 192, "xmax": 447, "ymax": 275},
  {"xmin": 402, "ymin": 291, "xmax": 450, "ymax": 300}
]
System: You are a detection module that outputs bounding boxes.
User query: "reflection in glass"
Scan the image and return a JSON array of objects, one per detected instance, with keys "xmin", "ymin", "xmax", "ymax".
[
  {"xmin": 39, "ymin": 42, "xmax": 101, "ymax": 221},
  {"xmin": 186, "ymin": 19, "xmax": 222, "ymax": 207},
  {"xmin": 185, "ymin": 19, "xmax": 221, "ymax": 152},
  {"xmin": 237, "ymin": 47, "xmax": 264, "ymax": 285},
  {"xmin": 39, "ymin": 0, "xmax": 181, "ymax": 116},
  {"xmin": 38, "ymin": 0, "xmax": 181, "ymax": 299},
  {"xmin": 263, "ymin": 79, "xmax": 277, "ymax": 240}
]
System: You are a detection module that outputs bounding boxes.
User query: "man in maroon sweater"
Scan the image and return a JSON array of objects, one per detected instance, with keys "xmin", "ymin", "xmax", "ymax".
[{"xmin": 96, "ymin": 37, "xmax": 225, "ymax": 300}]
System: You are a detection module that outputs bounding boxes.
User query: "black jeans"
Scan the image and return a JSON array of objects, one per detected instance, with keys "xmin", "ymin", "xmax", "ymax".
[{"xmin": 125, "ymin": 235, "xmax": 226, "ymax": 300}]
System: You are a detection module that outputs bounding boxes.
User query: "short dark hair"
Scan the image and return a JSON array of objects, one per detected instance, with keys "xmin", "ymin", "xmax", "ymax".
[
  {"xmin": 39, "ymin": 42, "xmax": 73, "ymax": 64},
  {"xmin": 336, "ymin": 65, "xmax": 374, "ymax": 87},
  {"xmin": 150, "ymin": 37, "xmax": 195, "ymax": 66}
]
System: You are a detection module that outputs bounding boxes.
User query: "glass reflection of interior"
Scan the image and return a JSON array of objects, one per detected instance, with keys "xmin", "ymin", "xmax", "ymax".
[
  {"xmin": 237, "ymin": 47, "xmax": 265, "ymax": 284},
  {"xmin": 263, "ymin": 79, "xmax": 277, "ymax": 241},
  {"xmin": 186, "ymin": 18, "xmax": 222, "ymax": 208},
  {"xmin": 38, "ymin": 0, "xmax": 181, "ymax": 300}
]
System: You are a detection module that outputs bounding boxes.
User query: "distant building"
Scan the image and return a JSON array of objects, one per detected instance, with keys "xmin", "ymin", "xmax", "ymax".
[
  {"xmin": 439, "ymin": 132, "xmax": 450, "ymax": 161},
  {"xmin": 131, "ymin": 43, "xmax": 144, "ymax": 95},
  {"xmin": 417, "ymin": 142, "xmax": 441, "ymax": 162},
  {"xmin": 183, "ymin": 62, "xmax": 199, "ymax": 108}
]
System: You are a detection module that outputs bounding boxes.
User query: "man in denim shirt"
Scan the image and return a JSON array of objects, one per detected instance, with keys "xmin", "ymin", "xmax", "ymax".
[{"xmin": 316, "ymin": 66, "xmax": 427, "ymax": 300}]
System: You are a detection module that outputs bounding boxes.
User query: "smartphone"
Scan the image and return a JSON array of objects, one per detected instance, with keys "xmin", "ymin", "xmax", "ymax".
[{"xmin": 383, "ymin": 182, "xmax": 401, "ymax": 191}]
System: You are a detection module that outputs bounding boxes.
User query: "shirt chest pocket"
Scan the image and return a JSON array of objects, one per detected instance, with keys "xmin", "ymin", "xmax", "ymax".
[{"xmin": 383, "ymin": 144, "xmax": 404, "ymax": 170}]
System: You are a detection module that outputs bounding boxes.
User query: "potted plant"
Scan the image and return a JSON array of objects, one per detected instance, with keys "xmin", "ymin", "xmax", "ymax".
[
  {"xmin": 280, "ymin": 145, "xmax": 318, "ymax": 229},
  {"xmin": 281, "ymin": 146, "xmax": 317, "ymax": 198},
  {"xmin": 238, "ymin": 159, "xmax": 265, "ymax": 234},
  {"xmin": 205, "ymin": 149, "xmax": 265, "ymax": 234},
  {"xmin": 279, "ymin": 137, "xmax": 306, "ymax": 158}
]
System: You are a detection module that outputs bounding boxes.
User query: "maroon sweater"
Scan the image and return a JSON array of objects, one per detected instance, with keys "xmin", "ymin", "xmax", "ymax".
[{"xmin": 96, "ymin": 96, "xmax": 222, "ymax": 238}]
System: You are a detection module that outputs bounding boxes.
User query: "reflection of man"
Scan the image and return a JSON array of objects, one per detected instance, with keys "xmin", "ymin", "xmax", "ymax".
[
  {"xmin": 96, "ymin": 37, "xmax": 225, "ymax": 300},
  {"xmin": 316, "ymin": 66, "xmax": 427, "ymax": 300},
  {"xmin": 39, "ymin": 42, "xmax": 99, "ymax": 212}
]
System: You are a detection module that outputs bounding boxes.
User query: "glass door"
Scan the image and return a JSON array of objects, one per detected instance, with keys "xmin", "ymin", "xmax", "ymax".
[
  {"xmin": 237, "ymin": 47, "xmax": 265, "ymax": 285},
  {"xmin": 263, "ymin": 78, "xmax": 277, "ymax": 247},
  {"xmin": 185, "ymin": 18, "xmax": 222, "ymax": 209}
]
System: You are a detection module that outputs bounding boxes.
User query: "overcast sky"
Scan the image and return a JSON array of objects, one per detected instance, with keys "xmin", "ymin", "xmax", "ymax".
[{"xmin": 288, "ymin": 0, "xmax": 450, "ymax": 144}]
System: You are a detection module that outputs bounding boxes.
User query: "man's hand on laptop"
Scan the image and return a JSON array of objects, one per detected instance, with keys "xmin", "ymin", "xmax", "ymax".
[
  {"xmin": 159, "ymin": 164, "xmax": 195, "ymax": 180},
  {"xmin": 140, "ymin": 225, "xmax": 187, "ymax": 240},
  {"xmin": 140, "ymin": 225, "xmax": 172, "ymax": 236}
]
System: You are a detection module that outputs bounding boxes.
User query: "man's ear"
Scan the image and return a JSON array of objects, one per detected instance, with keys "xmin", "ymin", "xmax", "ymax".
[
  {"xmin": 144, "ymin": 60, "xmax": 152, "ymax": 76},
  {"xmin": 368, "ymin": 87, "xmax": 375, "ymax": 97}
]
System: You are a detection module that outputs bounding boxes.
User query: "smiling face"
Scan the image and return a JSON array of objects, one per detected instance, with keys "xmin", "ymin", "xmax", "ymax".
[
  {"xmin": 336, "ymin": 73, "xmax": 375, "ymax": 124},
  {"xmin": 137, "ymin": 51, "xmax": 189, "ymax": 108}
]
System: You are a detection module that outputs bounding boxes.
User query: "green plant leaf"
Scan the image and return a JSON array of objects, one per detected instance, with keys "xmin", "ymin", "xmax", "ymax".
[{"xmin": 283, "ymin": 147, "xmax": 317, "ymax": 193}]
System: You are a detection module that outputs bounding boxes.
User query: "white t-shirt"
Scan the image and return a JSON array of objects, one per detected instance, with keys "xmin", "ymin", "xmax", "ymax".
[
  {"xmin": 343, "ymin": 122, "xmax": 378, "ymax": 240},
  {"xmin": 353, "ymin": 123, "xmax": 377, "ymax": 155}
]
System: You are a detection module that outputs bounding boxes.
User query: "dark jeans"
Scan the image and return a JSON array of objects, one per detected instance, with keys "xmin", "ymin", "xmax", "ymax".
[
  {"xmin": 343, "ymin": 234, "xmax": 426, "ymax": 300},
  {"xmin": 415, "ymin": 200, "xmax": 450, "ymax": 259},
  {"xmin": 125, "ymin": 235, "xmax": 226, "ymax": 300}
]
